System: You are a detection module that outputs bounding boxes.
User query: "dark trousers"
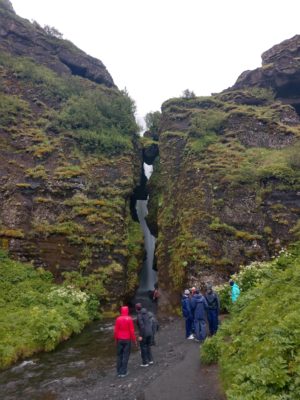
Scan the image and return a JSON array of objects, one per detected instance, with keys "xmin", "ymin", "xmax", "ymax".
[
  {"xmin": 194, "ymin": 319, "xmax": 207, "ymax": 341},
  {"xmin": 117, "ymin": 339, "xmax": 131, "ymax": 375},
  {"xmin": 185, "ymin": 317, "xmax": 193, "ymax": 338},
  {"xmin": 140, "ymin": 336, "xmax": 153, "ymax": 365},
  {"xmin": 207, "ymin": 309, "xmax": 219, "ymax": 335}
]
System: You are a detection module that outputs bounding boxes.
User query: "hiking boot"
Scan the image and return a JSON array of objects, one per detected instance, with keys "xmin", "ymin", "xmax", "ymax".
[
  {"xmin": 187, "ymin": 334, "xmax": 194, "ymax": 340},
  {"xmin": 140, "ymin": 363, "xmax": 149, "ymax": 367}
]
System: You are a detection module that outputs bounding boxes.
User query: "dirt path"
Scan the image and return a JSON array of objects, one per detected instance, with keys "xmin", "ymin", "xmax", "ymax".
[{"xmin": 60, "ymin": 317, "xmax": 226, "ymax": 400}]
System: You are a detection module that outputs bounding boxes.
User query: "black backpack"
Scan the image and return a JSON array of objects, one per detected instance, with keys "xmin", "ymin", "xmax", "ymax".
[{"xmin": 206, "ymin": 293, "xmax": 218, "ymax": 309}]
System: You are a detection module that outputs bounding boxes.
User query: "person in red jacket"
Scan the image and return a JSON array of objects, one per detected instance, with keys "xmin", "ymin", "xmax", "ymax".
[{"xmin": 114, "ymin": 306, "xmax": 136, "ymax": 377}]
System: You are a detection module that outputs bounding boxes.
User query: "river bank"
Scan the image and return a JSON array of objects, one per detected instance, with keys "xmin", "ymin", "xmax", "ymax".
[{"xmin": 0, "ymin": 316, "xmax": 225, "ymax": 400}]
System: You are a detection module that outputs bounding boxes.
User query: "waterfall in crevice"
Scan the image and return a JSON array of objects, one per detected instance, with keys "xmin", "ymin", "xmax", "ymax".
[{"xmin": 136, "ymin": 163, "xmax": 157, "ymax": 293}]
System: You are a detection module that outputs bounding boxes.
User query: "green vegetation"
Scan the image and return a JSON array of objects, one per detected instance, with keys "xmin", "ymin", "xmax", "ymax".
[
  {"xmin": 145, "ymin": 110, "xmax": 161, "ymax": 133},
  {"xmin": 0, "ymin": 228, "xmax": 24, "ymax": 239},
  {"xmin": 0, "ymin": 251, "xmax": 98, "ymax": 369},
  {"xmin": 224, "ymin": 145, "xmax": 300, "ymax": 188},
  {"xmin": 124, "ymin": 216, "xmax": 144, "ymax": 293},
  {"xmin": 63, "ymin": 261, "xmax": 123, "ymax": 300},
  {"xmin": 153, "ymin": 89, "xmax": 300, "ymax": 315},
  {"xmin": 54, "ymin": 88, "xmax": 137, "ymax": 136},
  {"xmin": 72, "ymin": 128, "xmax": 133, "ymax": 155},
  {"xmin": 201, "ymin": 243, "xmax": 300, "ymax": 399},
  {"xmin": 0, "ymin": 52, "xmax": 74, "ymax": 101},
  {"xmin": 0, "ymin": 93, "xmax": 31, "ymax": 127},
  {"xmin": 182, "ymin": 89, "xmax": 196, "ymax": 98},
  {"xmin": 0, "ymin": 51, "xmax": 138, "ymax": 156}
]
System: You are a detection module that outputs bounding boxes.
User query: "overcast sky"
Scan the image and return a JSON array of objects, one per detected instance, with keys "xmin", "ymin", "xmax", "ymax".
[{"xmin": 11, "ymin": 0, "xmax": 300, "ymax": 125}]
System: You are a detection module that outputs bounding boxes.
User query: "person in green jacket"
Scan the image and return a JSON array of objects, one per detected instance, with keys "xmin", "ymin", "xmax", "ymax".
[{"xmin": 229, "ymin": 280, "xmax": 240, "ymax": 302}]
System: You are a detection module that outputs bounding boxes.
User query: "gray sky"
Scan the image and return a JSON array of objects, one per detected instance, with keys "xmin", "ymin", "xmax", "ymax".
[{"xmin": 11, "ymin": 0, "xmax": 300, "ymax": 124}]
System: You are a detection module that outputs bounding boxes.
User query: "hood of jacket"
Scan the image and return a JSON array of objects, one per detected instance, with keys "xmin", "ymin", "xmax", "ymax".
[
  {"xmin": 121, "ymin": 306, "xmax": 129, "ymax": 316},
  {"xmin": 193, "ymin": 293, "xmax": 203, "ymax": 300}
]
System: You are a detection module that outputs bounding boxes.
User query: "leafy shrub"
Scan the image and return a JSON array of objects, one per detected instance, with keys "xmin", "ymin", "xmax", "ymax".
[
  {"xmin": 56, "ymin": 90, "xmax": 137, "ymax": 135},
  {"xmin": 145, "ymin": 110, "xmax": 161, "ymax": 133},
  {"xmin": 200, "ymin": 334, "xmax": 221, "ymax": 364},
  {"xmin": 43, "ymin": 25, "xmax": 63, "ymax": 38},
  {"xmin": 214, "ymin": 255, "xmax": 282, "ymax": 312},
  {"xmin": 0, "ymin": 251, "xmax": 98, "ymax": 369},
  {"xmin": 73, "ymin": 128, "xmax": 133, "ymax": 155},
  {"xmin": 202, "ymin": 243, "xmax": 300, "ymax": 400}
]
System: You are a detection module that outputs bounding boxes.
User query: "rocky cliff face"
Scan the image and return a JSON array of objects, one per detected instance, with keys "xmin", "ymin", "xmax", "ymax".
[
  {"xmin": 231, "ymin": 34, "xmax": 300, "ymax": 115},
  {"xmin": 0, "ymin": 1, "xmax": 114, "ymax": 87},
  {"xmin": 148, "ymin": 36, "xmax": 300, "ymax": 312},
  {"xmin": 0, "ymin": 1, "xmax": 143, "ymax": 310}
]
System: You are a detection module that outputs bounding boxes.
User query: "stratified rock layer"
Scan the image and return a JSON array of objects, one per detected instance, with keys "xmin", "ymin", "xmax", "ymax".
[{"xmin": 231, "ymin": 35, "xmax": 300, "ymax": 115}]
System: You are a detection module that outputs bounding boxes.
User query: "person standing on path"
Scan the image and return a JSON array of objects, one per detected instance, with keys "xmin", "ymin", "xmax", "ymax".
[
  {"xmin": 205, "ymin": 283, "xmax": 220, "ymax": 335},
  {"xmin": 135, "ymin": 303, "xmax": 154, "ymax": 367},
  {"xmin": 191, "ymin": 289, "xmax": 208, "ymax": 341},
  {"xmin": 181, "ymin": 289, "xmax": 194, "ymax": 339},
  {"xmin": 114, "ymin": 306, "xmax": 137, "ymax": 378},
  {"xmin": 229, "ymin": 279, "xmax": 240, "ymax": 303}
]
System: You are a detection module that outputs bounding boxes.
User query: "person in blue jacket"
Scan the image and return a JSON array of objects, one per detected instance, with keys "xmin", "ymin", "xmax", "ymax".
[
  {"xmin": 181, "ymin": 289, "xmax": 194, "ymax": 339},
  {"xmin": 230, "ymin": 280, "xmax": 240, "ymax": 302},
  {"xmin": 191, "ymin": 289, "xmax": 208, "ymax": 341}
]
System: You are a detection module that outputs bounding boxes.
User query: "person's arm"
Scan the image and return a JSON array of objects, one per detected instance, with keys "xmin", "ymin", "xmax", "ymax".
[
  {"xmin": 114, "ymin": 319, "xmax": 119, "ymax": 342},
  {"xmin": 187, "ymin": 299, "xmax": 193, "ymax": 319},
  {"xmin": 137, "ymin": 313, "xmax": 145, "ymax": 339},
  {"xmin": 129, "ymin": 318, "xmax": 137, "ymax": 344},
  {"xmin": 190, "ymin": 297, "xmax": 195, "ymax": 312}
]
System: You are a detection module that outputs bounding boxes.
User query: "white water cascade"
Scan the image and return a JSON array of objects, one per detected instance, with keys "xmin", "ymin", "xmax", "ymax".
[{"xmin": 136, "ymin": 164, "xmax": 157, "ymax": 292}]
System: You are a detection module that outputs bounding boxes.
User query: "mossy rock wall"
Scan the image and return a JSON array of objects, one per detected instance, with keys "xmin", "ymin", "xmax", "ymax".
[
  {"xmin": 0, "ymin": 4, "xmax": 143, "ymax": 307},
  {"xmin": 150, "ymin": 88, "xmax": 300, "ymax": 312}
]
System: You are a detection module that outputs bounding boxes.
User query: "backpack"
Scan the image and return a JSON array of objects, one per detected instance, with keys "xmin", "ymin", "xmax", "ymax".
[
  {"xmin": 148, "ymin": 311, "xmax": 159, "ymax": 333},
  {"xmin": 206, "ymin": 293, "xmax": 218, "ymax": 309},
  {"xmin": 140, "ymin": 310, "xmax": 153, "ymax": 337}
]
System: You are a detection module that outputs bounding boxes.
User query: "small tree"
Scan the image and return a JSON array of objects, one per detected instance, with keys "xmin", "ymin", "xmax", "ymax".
[
  {"xmin": 182, "ymin": 89, "xmax": 196, "ymax": 99},
  {"xmin": 43, "ymin": 25, "xmax": 63, "ymax": 39},
  {"xmin": 145, "ymin": 111, "xmax": 161, "ymax": 133}
]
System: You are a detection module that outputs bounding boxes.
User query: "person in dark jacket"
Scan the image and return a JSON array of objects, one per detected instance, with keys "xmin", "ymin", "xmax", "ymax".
[
  {"xmin": 114, "ymin": 306, "xmax": 137, "ymax": 377},
  {"xmin": 181, "ymin": 289, "xmax": 194, "ymax": 339},
  {"xmin": 191, "ymin": 289, "xmax": 208, "ymax": 341},
  {"xmin": 205, "ymin": 283, "xmax": 220, "ymax": 335},
  {"xmin": 135, "ymin": 303, "xmax": 153, "ymax": 367}
]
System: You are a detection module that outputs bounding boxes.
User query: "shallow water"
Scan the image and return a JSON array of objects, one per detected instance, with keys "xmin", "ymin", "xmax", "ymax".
[{"xmin": 0, "ymin": 320, "xmax": 116, "ymax": 400}]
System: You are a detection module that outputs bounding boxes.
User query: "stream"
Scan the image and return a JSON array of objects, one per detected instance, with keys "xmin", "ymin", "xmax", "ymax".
[{"xmin": 0, "ymin": 320, "xmax": 118, "ymax": 399}]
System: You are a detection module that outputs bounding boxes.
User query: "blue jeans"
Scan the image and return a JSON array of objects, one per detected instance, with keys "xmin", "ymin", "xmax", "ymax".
[
  {"xmin": 117, "ymin": 340, "xmax": 131, "ymax": 375},
  {"xmin": 185, "ymin": 317, "xmax": 193, "ymax": 338},
  {"xmin": 140, "ymin": 336, "xmax": 153, "ymax": 365},
  {"xmin": 207, "ymin": 309, "xmax": 219, "ymax": 335}
]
